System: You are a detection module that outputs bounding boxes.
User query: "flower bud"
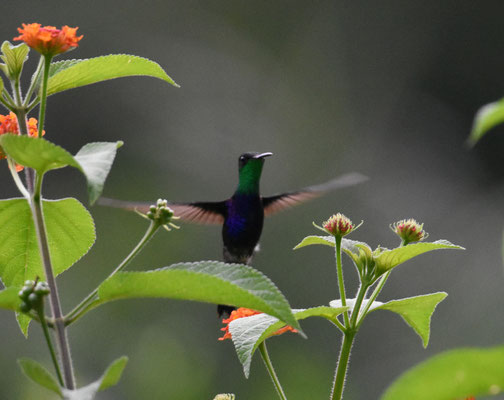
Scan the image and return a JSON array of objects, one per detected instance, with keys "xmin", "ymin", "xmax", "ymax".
[
  {"xmin": 322, "ymin": 213, "xmax": 358, "ymax": 238},
  {"xmin": 391, "ymin": 218, "xmax": 428, "ymax": 245},
  {"xmin": 34, "ymin": 281, "xmax": 50, "ymax": 296},
  {"xmin": 213, "ymin": 395, "xmax": 235, "ymax": 400},
  {"xmin": 19, "ymin": 301, "xmax": 31, "ymax": 313}
]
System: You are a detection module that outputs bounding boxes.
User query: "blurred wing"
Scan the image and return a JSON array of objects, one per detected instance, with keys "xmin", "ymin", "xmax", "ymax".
[
  {"xmin": 262, "ymin": 172, "xmax": 368, "ymax": 216},
  {"xmin": 97, "ymin": 197, "xmax": 226, "ymax": 225}
]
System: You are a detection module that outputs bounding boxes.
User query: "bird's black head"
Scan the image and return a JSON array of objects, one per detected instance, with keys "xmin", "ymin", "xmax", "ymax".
[{"xmin": 238, "ymin": 152, "xmax": 273, "ymax": 170}]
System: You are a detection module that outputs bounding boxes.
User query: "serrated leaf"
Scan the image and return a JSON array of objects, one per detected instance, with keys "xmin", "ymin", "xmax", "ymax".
[
  {"xmin": 0, "ymin": 135, "xmax": 78, "ymax": 174},
  {"xmin": 0, "ymin": 286, "xmax": 21, "ymax": 310},
  {"xmin": 0, "ymin": 198, "xmax": 95, "ymax": 289},
  {"xmin": 96, "ymin": 261, "xmax": 299, "ymax": 331},
  {"xmin": 0, "ymin": 197, "xmax": 95, "ymax": 335},
  {"xmin": 373, "ymin": 292, "xmax": 447, "ymax": 347},
  {"xmin": 74, "ymin": 141, "xmax": 123, "ymax": 205},
  {"xmin": 0, "ymin": 136, "xmax": 121, "ymax": 204},
  {"xmin": 374, "ymin": 240, "xmax": 464, "ymax": 273},
  {"xmin": 1, "ymin": 41, "xmax": 29, "ymax": 80},
  {"xmin": 60, "ymin": 356, "xmax": 128, "ymax": 400},
  {"xmin": 18, "ymin": 358, "xmax": 62, "ymax": 397},
  {"xmin": 469, "ymin": 98, "xmax": 504, "ymax": 145},
  {"xmin": 31, "ymin": 59, "xmax": 83, "ymax": 91},
  {"xmin": 229, "ymin": 306, "xmax": 348, "ymax": 378},
  {"xmin": 381, "ymin": 346, "xmax": 504, "ymax": 400},
  {"xmin": 47, "ymin": 54, "xmax": 179, "ymax": 96},
  {"xmin": 330, "ymin": 292, "xmax": 447, "ymax": 347},
  {"xmin": 293, "ymin": 235, "xmax": 335, "ymax": 249}
]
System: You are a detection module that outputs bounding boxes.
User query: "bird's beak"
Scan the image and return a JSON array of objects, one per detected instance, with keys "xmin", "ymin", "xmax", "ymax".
[{"xmin": 253, "ymin": 152, "xmax": 273, "ymax": 159}]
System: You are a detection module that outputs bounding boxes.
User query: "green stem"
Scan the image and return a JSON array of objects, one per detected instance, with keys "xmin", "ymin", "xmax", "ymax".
[
  {"xmin": 11, "ymin": 86, "xmax": 36, "ymax": 194},
  {"xmin": 12, "ymin": 78, "xmax": 23, "ymax": 106},
  {"xmin": 65, "ymin": 220, "xmax": 161, "ymax": 325},
  {"xmin": 330, "ymin": 316, "xmax": 346, "ymax": 333},
  {"xmin": 334, "ymin": 236, "xmax": 350, "ymax": 327},
  {"xmin": 23, "ymin": 57, "xmax": 44, "ymax": 107},
  {"xmin": 37, "ymin": 55, "xmax": 52, "ymax": 137},
  {"xmin": 36, "ymin": 305, "xmax": 64, "ymax": 386},
  {"xmin": 331, "ymin": 331, "xmax": 355, "ymax": 400},
  {"xmin": 259, "ymin": 341, "xmax": 287, "ymax": 400},
  {"xmin": 0, "ymin": 92, "xmax": 16, "ymax": 109},
  {"xmin": 2, "ymin": 87, "xmax": 16, "ymax": 106},
  {"xmin": 31, "ymin": 172, "xmax": 75, "ymax": 389},
  {"xmin": 356, "ymin": 271, "xmax": 390, "ymax": 329},
  {"xmin": 350, "ymin": 283, "xmax": 369, "ymax": 328},
  {"xmin": 7, "ymin": 157, "xmax": 29, "ymax": 198}
]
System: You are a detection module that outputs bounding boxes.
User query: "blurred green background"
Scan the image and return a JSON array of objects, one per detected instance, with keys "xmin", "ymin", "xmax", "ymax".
[{"xmin": 1, "ymin": 1, "xmax": 503, "ymax": 399}]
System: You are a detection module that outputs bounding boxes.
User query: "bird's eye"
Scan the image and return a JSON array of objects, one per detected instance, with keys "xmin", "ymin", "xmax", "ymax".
[{"xmin": 239, "ymin": 156, "xmax": 245, "ymax": 161}]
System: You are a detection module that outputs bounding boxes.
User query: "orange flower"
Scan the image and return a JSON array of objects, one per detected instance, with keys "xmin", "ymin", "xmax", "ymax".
[
  {"xmin": 219, "ymin": 307, "xmax": 297, "ymax": 341},
  {"xmin": 0, "ymin": 112, "xmax": 44, "ymax": 171},
  {"xmin": 14, "ymin": 23, "xmax": 82, "ymax": 56}
]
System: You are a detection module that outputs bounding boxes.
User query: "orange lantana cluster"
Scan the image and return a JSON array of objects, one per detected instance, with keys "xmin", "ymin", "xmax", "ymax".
[
  {"xmin": 219, "ymin": 307, "xmax": 297, "ymax": 341},
  {"xmin": 14, "ymin": 23, "xmax": 82, "ymax": 56},
  {"xmin": 0, "ymin": 112, "xmax": 44, "ymax": 170}
]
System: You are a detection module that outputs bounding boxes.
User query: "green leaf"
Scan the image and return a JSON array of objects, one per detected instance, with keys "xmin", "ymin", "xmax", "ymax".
[
  {"xmin": 18, "ymin": 358, "xmax": 62, "ymax": 397},
  {"xmin": 228, "ymin": 306, "xmax": 348, "ymax": 378},
  {"xmin": 293, "ymin": 235, "xmax": 335, "ymax": 249},
  {"xmin": 1, "ymin": 41, "xmax": 29, "ymax": 80},
  {"xmin": 16, "ymin": 312, "xmax": 31, "ymax": 337},
  {"xmin": 381, "ymin": 346, "xmax": 504, "ymax": 400},
  {"xmin": 96, "ymin": 261, "xmax": 300, "ymax": 331},
  {"xmin": 330, "ymin": 292, "xmax": 447, "ymax": 347},
  {"xmin": 61, "ymin": 356, "xmax": 128, "ymax": 400},
  {"xmin": 0, "ymin": 286, "xmax": 21, "ymax": 310},
  {"xmin": 97, "ymin": 356, "xmax": 128, "ymax": 391},
  {"xmin": 0, "ymin": 135, "xmax": 78, "ymax": 174},
  {"xmin": 47, "ymin": 54, "xmax": 179, "ymax": 96},
  {"xmin": 0, "ymin": 198, "xmax": 95, "ymax": 288},
  {"xmin": 373, "ymin": 292, "xmax": 447, "ymax": 348},
  {"xmin": 469, "ymin": 98, "xmax": 504, "ymax": 145},
  {"xmin": 374, "ymin": 240, "xmax": 464, "ymax": 274},
  {"xmin": 0, "ymin": 197, "xmax": 95, "ymax": 335},
  {"xmin": 0, "ymin": 136, "xmax": 121, "ymax": 204},
  {"xmin": 74, "ymin": 141, "xmax": 123, "ymax": 205},
  {"xmin": 0, "ymin": 75, "xmax": 4, "ymax": 93},
  {"xmin": 31, "ymin": 59, "xmax": 83, "ymax": 90}
]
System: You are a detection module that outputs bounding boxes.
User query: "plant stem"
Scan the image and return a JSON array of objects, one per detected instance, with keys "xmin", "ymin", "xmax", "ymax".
[
  {"xmin": 356, "ymin": 270, "xmax": 390, "ymax": 329},
  {"xmin": 23, "ymin": 57, "xmax": 44, "ymax": 107},
  {"xmin": 259, "ymin": 341, "xmax": 287, "ymax": 400},
  {"xmin": 2, "ymin": 87, "xmax": 16, "ymax": 107},
  {"xmin": 30, "ymin": 173, "xmax": 75, "ymax": 389},
  {"xmin": 0, "ymin": 93, "xmax": 15, "ymax": 109},
  {"xmin": 350, "ymin": 283, "xmax": 369, "ymax": 328},
  {"xmin": 334, "ymin": 236, "xmax": 350, "ymax": 327},
  {"xmin": 7, "ymin": 157, "xmax": 30, "ymax": 199},
  {"xmin": 37, "ymin": 55, "xmax": 52, "ymax": 137},
  {"xmin": 36, "ymin": 305, "xmax": 64, "ymax": 386},
  {"xmin": 331, "ymin": 331, "xmax": 355, "ymax": 400},
  {"xmin": 65, "ymin": 220, "xmax": 161, "ymax": 325}
]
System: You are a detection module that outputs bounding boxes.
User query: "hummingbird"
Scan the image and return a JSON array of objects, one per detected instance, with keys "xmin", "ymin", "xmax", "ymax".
[{"xmin": 98, "ymin": 152, "xmax": 367, "ymax": 316}]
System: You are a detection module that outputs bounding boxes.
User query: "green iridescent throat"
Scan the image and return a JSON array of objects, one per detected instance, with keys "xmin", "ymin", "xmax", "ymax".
[{"xmin": 236, "ymin": 160, "xmax": 264, "ymax": 194}]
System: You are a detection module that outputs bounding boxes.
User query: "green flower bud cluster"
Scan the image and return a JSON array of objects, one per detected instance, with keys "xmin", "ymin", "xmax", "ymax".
[
  {"xmin": 147, "ymin": 199, "xmax": 174, "ymax": 222},
  {"xmin": 213, "ymin": 395, "xmax": 235, "ymax": 400},
  {"xmin": 18, "ymin": 280, "xmax": 50, "ymax": 313},
  {"xmin": 144, "ymin": 199, "xmax": 180, "ymax": 231}
]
